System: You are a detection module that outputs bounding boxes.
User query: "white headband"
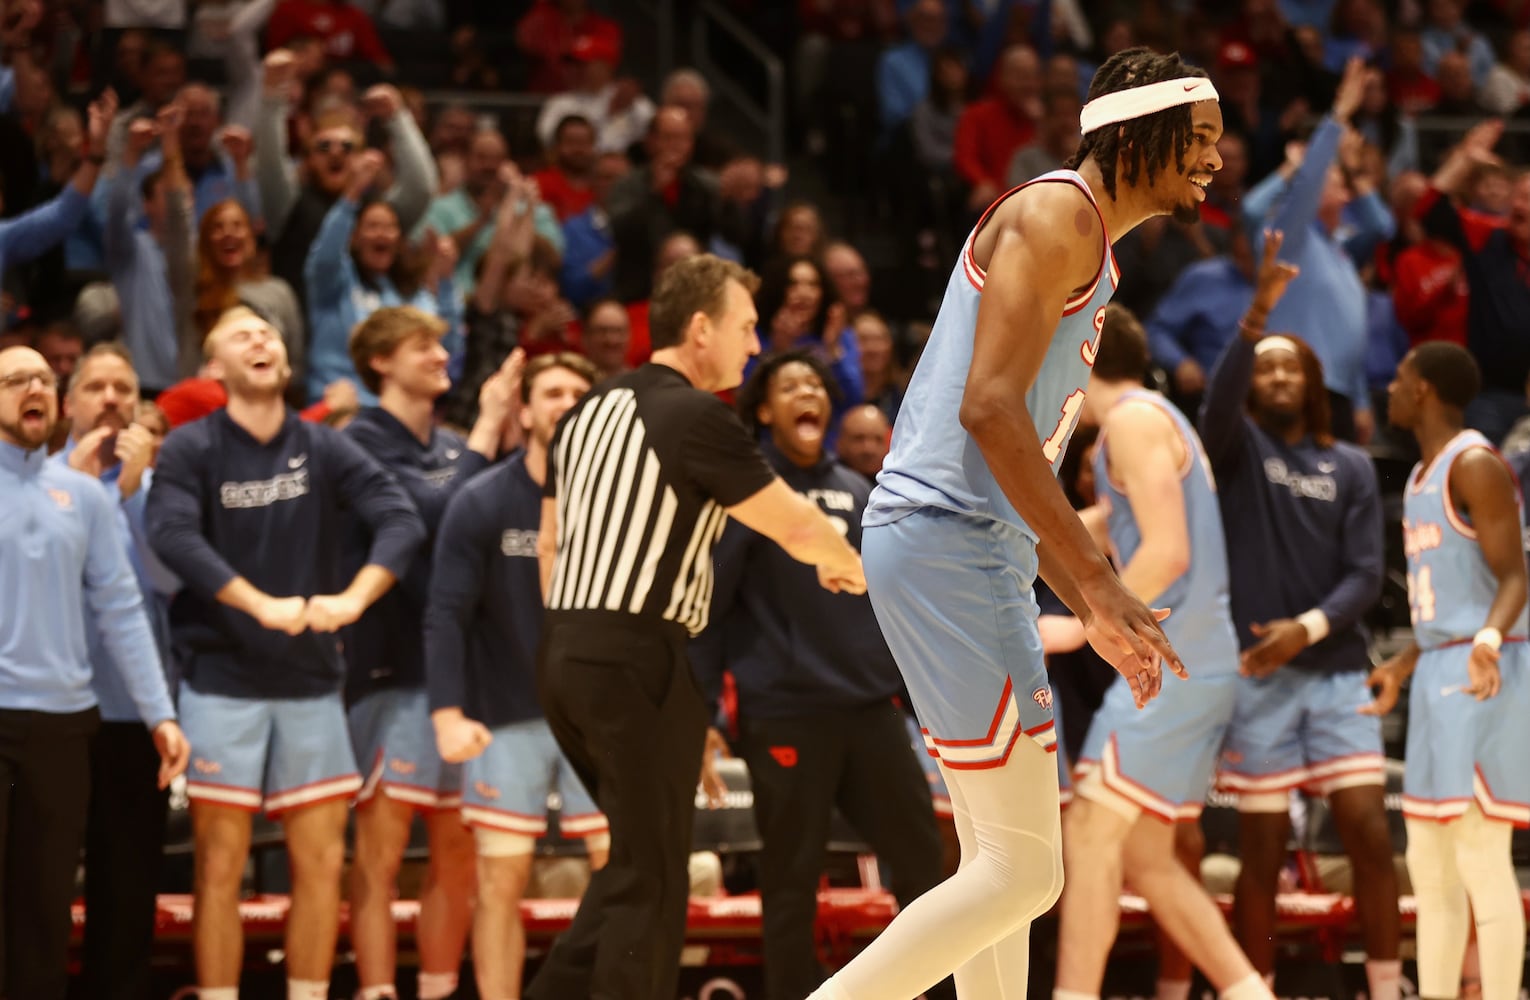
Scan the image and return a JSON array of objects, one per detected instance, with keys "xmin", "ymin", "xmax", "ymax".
[
  {"xmin": 1079, "ymin": 77, "xmax": 1220, "ymax": 136},
  {"xmin": 1254, "ymin": 335, "xmax": 1301, "ymax": 356}
]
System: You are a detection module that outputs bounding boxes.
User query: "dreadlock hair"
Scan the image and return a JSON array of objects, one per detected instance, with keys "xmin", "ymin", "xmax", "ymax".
[{"xmin": 1064, "ymin": 47, "xmax": 1209, "ymax": 203}]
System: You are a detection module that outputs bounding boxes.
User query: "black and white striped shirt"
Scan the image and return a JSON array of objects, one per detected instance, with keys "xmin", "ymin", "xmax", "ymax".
[{"xmin": 544, "ymin": 364, "xmax": 776, "ymax": 635}]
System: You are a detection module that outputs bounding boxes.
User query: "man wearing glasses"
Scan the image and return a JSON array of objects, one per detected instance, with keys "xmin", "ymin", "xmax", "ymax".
[{"xmin": 0, "ymin": 346, "xmax": 189, "ymax": 1000}]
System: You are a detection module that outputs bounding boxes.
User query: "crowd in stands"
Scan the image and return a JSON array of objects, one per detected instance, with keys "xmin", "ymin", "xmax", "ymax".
[{"xmin": 1, "ymin": 0, "xmax": 1529, "ymax": 996}]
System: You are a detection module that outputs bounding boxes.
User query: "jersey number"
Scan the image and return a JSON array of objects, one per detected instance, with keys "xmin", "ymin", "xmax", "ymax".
[
  {"xmin": 1407, "ymin": 566, "xmax": 1436, "ymax": 625},
  {"xmin": 1042, "ymin": 390, "xmax": 1087, "ymax": 463}
]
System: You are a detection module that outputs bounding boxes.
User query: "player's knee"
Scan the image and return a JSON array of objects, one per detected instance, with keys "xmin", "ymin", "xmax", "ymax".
[
  {"xmin": 195, "ymin": 839, "xmax": 249, "ymax": 895},
  {"xmin": 981, "ymin": 827, "xmax": 1064, "ymax": 922},
  {"xmin": 1338, "ymin": 811, "xmax": 1394, "ymax": 871},
  {"xmin": 476, "ymin": 852, "xmax": 534, "ymax": 907},
  {"xmin": 288, "ymin": 830, "xmax": 347, "ymax": 884}
]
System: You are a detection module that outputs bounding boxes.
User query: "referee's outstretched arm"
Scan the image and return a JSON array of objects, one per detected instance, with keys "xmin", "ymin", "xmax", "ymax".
[
  {"xmin": 725, "ymin": 480, "xmax": 866, "ymax": 594},
  {"xmin": 536, "ymin": 481, "xmax": 865, "ymax": 599}
]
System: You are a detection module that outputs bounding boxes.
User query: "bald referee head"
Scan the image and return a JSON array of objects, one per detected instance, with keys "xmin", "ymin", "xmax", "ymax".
[{"xmin": 525, "ymin": 253, "xmax": 868, "ymax": 1000}]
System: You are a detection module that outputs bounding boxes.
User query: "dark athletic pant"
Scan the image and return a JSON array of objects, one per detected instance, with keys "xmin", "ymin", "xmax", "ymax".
[
  {"xmin": 528, "ymin": 613, "xmax": 708, "ymax": 1000},
  {"xmin": 739, "ymin": 701, "xmax": 953, "ymax": 1000},
  {"xmin": 0, "ymin": 707, "xmax": 99, "ymax": 1000},
  {"xmin": 81, "ymin": 721, "xmax": 170, "ymax": 1000}
]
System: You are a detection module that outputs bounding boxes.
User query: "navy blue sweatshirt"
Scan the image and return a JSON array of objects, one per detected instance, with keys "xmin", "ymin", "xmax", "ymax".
[
  {"xmin": 423, "ymin": 452, "xmax": 547, "ymax": 729},
  {"xmin": 145, "ymin": 410, "xmax": 425, "ymax": 698},
  {"xmin": 691, "ymin": 441, "xmax": 902, "ymax": 718},
  {"xmin": 342, "ymin": 407, "xmax": 489, "ymax": 701},
  {"xmin": 1198, "ymin": 334, "xmax": 1384, "ymax": 673}
]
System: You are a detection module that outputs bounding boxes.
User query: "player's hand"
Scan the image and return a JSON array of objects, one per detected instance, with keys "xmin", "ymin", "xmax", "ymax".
[
  {"xmin": 254, "ymin": 594, "xmax": 309, "ymax": 635},
  {"xmin": 1466, "ymin": 641, "xmax": 1502, "ymax": 700},
  {"xmin": 114, "ymin": 422, "xmax": 158, "ymax": 499},
  {"xmin": 1081, "ymin": 575, "xmax": 1186, "ymax": 706},
  {"xmin": 152, "ymin": 720, "xmax": 191, "ymax": 788},
  {"xmin": 478, "ymin": 347, "xmax": 525, "ymax": 422},
  {"xmin": 432, "ymin": 708, "xmax": 493, "ymax": 763},
  {"xmin": 1251, "ymin": 229, "xmax": 1301, "ymax": 313},
  {"xmin": 1358, "ymin": 658, "xmax": 1405, "ymax": 716},
  {"xmin": 305, "ymin": 593, "xmax": 364, "ymax": 632},
  {"xmin": 1240, "ymin": 618, "xmax": 1309, "ymax": 679},
  {"xmin": 698, "ymin": 727, "xmax": 731, "ymax": 808}
]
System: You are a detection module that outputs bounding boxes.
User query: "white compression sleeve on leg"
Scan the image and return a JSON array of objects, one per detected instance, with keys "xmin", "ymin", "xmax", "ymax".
[
  {"xmin": 1451, "ymin": 807, "xmax": 1525, "ymax": 1000},
  {"xmin": 808, "ymin": 739, "xmax": 1063, "ymax": 1000},
  {"xmin": 1405, "ymin": 818, "xmax": 1471, "ymax": 999}
]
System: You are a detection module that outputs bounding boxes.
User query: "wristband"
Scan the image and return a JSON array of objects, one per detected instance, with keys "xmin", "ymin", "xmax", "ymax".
[
  {"xmin": 1295, "ymin": 608, "xmax": 1330, "ymax": 644},
  {"xmin": 1473, "ymin": 627, "xmax": 1502, "ymax": 651}
]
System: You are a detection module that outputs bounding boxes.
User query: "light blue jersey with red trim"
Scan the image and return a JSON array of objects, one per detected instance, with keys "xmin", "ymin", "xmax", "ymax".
[
  {"xmin": 1093, "ymin": 390, "xmax": 1238, "ymax": 675},
  {"xmin": 865, "ymin": 171, "xmax": 1120, "ymax": 541},
  {"xmin": 1403, "ymin": 429, "xmax": 1529, "ymax": 649}
]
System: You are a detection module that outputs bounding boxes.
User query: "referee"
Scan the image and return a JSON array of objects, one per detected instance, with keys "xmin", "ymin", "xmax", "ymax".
[{"xmin": 526, "ymin": 254, "xmax": 866, "ymax": 1000}]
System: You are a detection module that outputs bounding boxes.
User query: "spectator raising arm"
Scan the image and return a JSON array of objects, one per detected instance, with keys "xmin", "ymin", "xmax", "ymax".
[
  {"xmin": 1198, "ymin": 231, "xmax": 1301, "ymax": 471},
  {"xmin": 0, "ymin": 89, "xmax": 117, "ymax": 273}
]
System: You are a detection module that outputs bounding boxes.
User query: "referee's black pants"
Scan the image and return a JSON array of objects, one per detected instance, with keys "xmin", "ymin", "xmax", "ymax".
[
  {"xmin": 79, "ymin": 721, "xmax": 169, "ymax": 1000},
  {"xmin": 738, "ymin": 701, "xmax": 953, "ymax": 1000},
  {"xmin": 529, "ymin": 613, "xmax": 707, "ymax": 1000},
  {"xmin": 0, "ymin": 707, "xmax": 99, "ymax": 1000}
]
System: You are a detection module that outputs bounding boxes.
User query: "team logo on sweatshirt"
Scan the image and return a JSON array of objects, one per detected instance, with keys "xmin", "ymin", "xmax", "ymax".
[
  {"xmin": 47, "ymin": 488, "xmax": 73, "ymax": 510},
  {"xmin": 1031, "ymin": 686, "xmax": 1053, "ymax": 712},
  {"xmin": 219, "ymin": 469, "xmax": 310, "ymax": 509}
]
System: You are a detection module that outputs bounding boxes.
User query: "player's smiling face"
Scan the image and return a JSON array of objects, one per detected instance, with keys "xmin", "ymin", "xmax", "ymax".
[{"xmin": 1163, "ymin": 100, "xmax": 1224, "ymax": 224}]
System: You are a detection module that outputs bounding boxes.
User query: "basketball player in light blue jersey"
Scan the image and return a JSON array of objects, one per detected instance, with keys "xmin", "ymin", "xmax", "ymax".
[
  {"xmin": 808, "ymin": 48, "xmax": 1240, "ymax": 1000},
  {"xmin": 1369, "ymin": 342, "xmax": 1529, "ymax": 1000},
  {"xmin": 1057, "ymin": 304, "xmax": 1266, "ymax": 1000}
]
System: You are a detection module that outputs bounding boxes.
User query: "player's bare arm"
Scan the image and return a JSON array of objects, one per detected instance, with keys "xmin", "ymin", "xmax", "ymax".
[
  {"xmin": 961, "ymin": 185, "xmax": 1186, "ymax": 704},
  {"xmin": 1102, "ymin": 400, "xmax": 1192, "ymax": 604},
  {"xmin": 1449, "ymin": 448, "xmax": 1528, "ymax": 699}
]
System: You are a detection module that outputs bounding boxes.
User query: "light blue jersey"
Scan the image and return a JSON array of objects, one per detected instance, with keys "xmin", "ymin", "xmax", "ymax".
[
  {"xmin": 859, "ymin": 173, "xmax": 1118, "ymax": 769},
  {"xmin": 1400, "ymin": 429, "xmax": 1530, "ymax": 826},
  {"xmin": 1093, "ymin": 390, "xmax": 1239, "ymax": 675},
  {"xmin": 1075, "ymin": 391, "xmax": 1240, "ymax": 820},
  {"xmin": 1403, "ymin": 429, "xmax": 1529, "ymax": 649},
  {"xmin": 865, "ymin": 170, "xmax": 1120, "ymax": 541}
]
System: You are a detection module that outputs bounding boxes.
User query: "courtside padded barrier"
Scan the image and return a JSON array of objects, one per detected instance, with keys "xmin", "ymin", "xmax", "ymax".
[{"xmin": 68, "ymin": 889, "xmax": 1530, "ymax": 965}]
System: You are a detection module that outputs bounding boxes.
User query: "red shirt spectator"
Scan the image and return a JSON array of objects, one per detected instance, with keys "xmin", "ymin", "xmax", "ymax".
[
  {"xmin": 532, "ymin": 114, "xmax": 599, "ymax": 221},
  {"xmin": 268, "ymin": 0, "xmax": 393, "ymax": 69},
  {"xmin": 516, "ymin": 0, "xmax": 623, "ymax": 94},
  {"xmin": 953, "ymin": 44, "xmax": 1039, "ymax": 207},
  {"xmin": 533, "ymin": 167, "xmax": 596, "ymax": 222},
  {"xmin": 953, "ymin": 99, "xmax": 1036, "ymax": 197},
  {"xmin": 1391, "ymin": 240, "xmax": 1469, "ymax": 346}
]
